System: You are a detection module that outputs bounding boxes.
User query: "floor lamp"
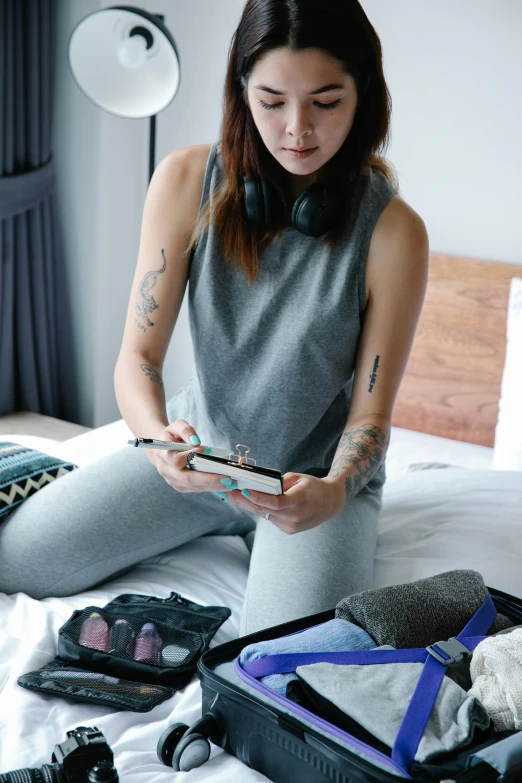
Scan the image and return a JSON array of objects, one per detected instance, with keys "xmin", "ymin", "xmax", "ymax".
[{"xmin": 68, "ymin": 5, "xmax": 181, "ymax": 183}]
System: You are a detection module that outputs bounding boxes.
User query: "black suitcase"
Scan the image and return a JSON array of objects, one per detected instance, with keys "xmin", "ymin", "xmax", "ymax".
[{"xmin": 157, "ymin": 586, "xmax": 522, "ymax": 782}]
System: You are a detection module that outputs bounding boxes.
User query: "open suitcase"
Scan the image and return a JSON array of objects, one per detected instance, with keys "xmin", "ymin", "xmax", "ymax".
[{"xmin": 157, "ymin": 585, "xmax": 522, "ymax": 782}]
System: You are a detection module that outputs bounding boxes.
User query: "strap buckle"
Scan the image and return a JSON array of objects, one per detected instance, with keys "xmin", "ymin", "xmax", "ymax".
[{"xmin": 426, "ymin": 637, "xmax": 472, "ymax": 666}]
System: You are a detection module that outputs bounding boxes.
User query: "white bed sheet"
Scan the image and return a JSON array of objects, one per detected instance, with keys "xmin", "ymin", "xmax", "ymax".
[{"xmin": 0, "ymin": 422, "xmax": 500, "ymax": 780}]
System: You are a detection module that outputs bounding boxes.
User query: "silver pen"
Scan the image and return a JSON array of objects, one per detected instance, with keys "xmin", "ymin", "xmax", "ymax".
[{"xmin": 128, "ymin": 438, "xmax": 230, "ymax": 458}]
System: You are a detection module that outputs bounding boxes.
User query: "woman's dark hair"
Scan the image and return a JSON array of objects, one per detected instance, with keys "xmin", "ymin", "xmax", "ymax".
[{"xmin": 186, "ymin": 0, "xmax": 398, "ymax": 285}]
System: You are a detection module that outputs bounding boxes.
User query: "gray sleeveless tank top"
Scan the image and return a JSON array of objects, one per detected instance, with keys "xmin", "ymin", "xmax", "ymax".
[{"xmin": 167, "ymin": 141, "xmax": 397, "ymax": 495}]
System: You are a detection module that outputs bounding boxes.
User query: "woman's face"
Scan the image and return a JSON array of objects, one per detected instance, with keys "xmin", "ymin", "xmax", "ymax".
[{"xmin": 246, "ymin": 47, "xmax": 359, "ymax": 182}]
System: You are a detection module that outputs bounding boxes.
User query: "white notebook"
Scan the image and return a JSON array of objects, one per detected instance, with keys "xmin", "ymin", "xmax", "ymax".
[{"xmin": 186, "ymin": 453, "xmax": 283, "ymax": 495}]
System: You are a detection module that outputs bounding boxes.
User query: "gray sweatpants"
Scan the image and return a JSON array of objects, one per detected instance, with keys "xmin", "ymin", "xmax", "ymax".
[{"xmin": 0, "ymin": 445, "xmax": 382, "ymax": 636}]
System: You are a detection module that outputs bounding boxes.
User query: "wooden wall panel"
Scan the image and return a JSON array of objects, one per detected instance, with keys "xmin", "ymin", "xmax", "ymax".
[{"xmin": 391, "ymin": 253, "xmax": 522, "ymax": 447}]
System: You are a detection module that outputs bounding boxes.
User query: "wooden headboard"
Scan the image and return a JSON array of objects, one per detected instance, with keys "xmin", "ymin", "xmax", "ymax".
[{"xmin": 391, "ymin": 253, "xmax": 522, "ymax": 448}]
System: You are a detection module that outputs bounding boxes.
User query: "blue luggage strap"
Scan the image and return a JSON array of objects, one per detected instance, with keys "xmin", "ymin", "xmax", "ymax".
[{"xmin": 240, "ymin": 594, "xmax": 498, "ymax": 776}]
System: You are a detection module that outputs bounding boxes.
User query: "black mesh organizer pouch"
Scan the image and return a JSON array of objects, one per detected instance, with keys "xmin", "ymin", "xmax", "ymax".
[
  {"xmin": 17, "ymin": 592, "xmax": 231, "ymax": 711},
  {"xmin": 17, "ymin": 657, "xmax": 174, "ymax": 712}
]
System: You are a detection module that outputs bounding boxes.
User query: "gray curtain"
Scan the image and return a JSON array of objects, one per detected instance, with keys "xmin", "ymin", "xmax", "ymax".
[{"xmin": 0, "ymin": 0, "xmax": 78, "ymax": 421}]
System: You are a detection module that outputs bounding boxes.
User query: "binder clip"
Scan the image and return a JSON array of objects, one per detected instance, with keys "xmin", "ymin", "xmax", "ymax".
[{"xmin": 228, "ymin": 444, "xmax": 256, "ymax": 470}]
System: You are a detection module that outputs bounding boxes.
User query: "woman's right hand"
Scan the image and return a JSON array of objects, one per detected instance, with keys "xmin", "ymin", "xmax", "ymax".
[{"xmin": 145, "ymin": 419, "xmax": 234, "ymax": 494}]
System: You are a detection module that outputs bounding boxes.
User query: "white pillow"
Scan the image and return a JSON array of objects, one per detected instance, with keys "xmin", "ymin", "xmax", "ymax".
[
  {"xmin": 376, "ymin": 468, "xmax": 522, "ymax": 596},
  {"xmin": 493, "ymin": 277, "xmax": 522, "ymax": 470}
]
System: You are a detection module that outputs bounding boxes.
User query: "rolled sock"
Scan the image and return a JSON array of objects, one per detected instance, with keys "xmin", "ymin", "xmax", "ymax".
[
  {"xmin": 239, "ymin": 618, "xmax": 376, "ymax": 696},
  {"xmin": 469, "ymin": 627, "xmax": 522, "ymax": 731},
  {"xmin": 296, "ymin": 659, "xmax": 491, "ymax": 763},
  {"xmin": 335, "ymin": 569, "xmax": 512, "ymax": 648}
]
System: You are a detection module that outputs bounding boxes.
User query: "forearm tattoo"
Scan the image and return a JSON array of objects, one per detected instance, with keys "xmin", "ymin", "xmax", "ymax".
[
  {"xmin": 134, "ymin": 248, "xmax": 167, "ymax": 330},
  {"xmin": 329, "ymin": 424, "xmax": 388, "ymax": 499},
  {"xmin": 140, "ymin": 363, "xmax": 163, "ymax": 387},
  {"xmin": 368, "ymin": 355, "xmax": 380, "ymax": 392}
]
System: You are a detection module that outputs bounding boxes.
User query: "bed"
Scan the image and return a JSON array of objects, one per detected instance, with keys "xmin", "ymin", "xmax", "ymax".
[{"xmin": 1, "ymin": 253, "xmax": 521, "ymax": 782}]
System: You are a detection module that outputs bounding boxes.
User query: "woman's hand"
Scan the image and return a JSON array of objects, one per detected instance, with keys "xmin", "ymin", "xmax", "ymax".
[
  {"xmin": 145, "ymin": 419, "xmax": 234, "ymax": 494},
  {"xmin": 225, "ymin": 473, "xmax": 346, "ymax": 534}
]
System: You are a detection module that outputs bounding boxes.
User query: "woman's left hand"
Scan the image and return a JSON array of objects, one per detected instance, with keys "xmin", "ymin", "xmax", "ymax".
[{"xmin": 224, "ymin": 473, "xmax": 346, "ymax": 535}]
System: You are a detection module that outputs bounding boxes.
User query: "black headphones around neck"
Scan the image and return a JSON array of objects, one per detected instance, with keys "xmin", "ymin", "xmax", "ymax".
[{"xmin": 242, "ymin": 174, "xmax": 343, "ymax": 238}]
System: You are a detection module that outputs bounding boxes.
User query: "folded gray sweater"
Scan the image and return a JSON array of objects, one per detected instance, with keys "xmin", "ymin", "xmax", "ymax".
[
  {"xmin": 296, "ymin": 658, "xmax": 491, "ymax": 763},
  {"xmin": 335, "ymin": 570, "xmax": 512, "ymax": 648}
]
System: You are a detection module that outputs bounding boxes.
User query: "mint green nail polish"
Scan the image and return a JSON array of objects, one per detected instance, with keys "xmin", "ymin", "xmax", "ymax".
[
  {"xmin": 204, "ymin": 447, "xmax": 212, "ymax": 454},
  {"xmin": 189, "ymin": 435, "xmax": 201, "ymax": 445},
  {"xmin": 241, "ymin": 489, "xmax": 250, "ymax": 498},
  {"xmin": 220, "ymin": 478, "xmax": 232, "ymax": 485}
]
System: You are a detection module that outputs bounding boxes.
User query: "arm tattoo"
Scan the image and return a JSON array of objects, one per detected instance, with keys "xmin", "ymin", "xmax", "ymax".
[
  {"xmin": 368, "ymin": 355, "xmax": 380, "ymax": 392},
  {"xmin": 140, "ymin": 363, "xmax": 164, "ymax": 387},
  {"xmin": 329, "ymin": 423, "xmax": 388, "ymax": 499},
  {"xmin": 135, "ymin": 248, "xmax": 167, "ymax": 328}
]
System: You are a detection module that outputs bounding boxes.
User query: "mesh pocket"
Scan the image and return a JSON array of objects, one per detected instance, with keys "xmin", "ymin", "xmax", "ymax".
[
  {"xmin": 18, "ymin": 659, "xmax": 174, "ymax": 712},
  {"xmin": 57, "ymin": 593, "xmax": 231, "ymax": 686},
  {"xmin": 61, "ymin": 606, "xmax": 204, "ymax": 669},
  {"xmin": 106, "ymin": 592, "xmax": 230, "ymax": 638}
]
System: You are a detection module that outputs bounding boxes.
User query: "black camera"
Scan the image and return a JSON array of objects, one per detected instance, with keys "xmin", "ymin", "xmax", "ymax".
[{"xmin": 0, "ymin": 726, "xmax": 118, "ymax": 783}]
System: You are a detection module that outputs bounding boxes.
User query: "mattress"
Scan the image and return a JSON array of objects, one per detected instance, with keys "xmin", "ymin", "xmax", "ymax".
[{"xmin": 1, "ymin": 420, "xmax": 519, "ymax": 782}]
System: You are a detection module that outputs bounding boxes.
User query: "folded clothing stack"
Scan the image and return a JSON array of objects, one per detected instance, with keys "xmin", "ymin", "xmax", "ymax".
[
  {"xmin": 239, "ymin": 618, "xmax": 376, "ymax": 696},
  {"xmin": 294, "ymin": 653, "xmax": 491, "ymax": 763},
  {"xmin": 469, "ymin": 627, "xmax": 522, "ymax": 731},
  {"xmin": 335, "ymin": 569, "xmax": 512, "ymax": 648}
]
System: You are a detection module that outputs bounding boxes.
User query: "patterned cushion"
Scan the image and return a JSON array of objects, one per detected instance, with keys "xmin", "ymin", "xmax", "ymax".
[{"xmin": 0, "ymin": 442, "xmax": 78, "ymax": 519}]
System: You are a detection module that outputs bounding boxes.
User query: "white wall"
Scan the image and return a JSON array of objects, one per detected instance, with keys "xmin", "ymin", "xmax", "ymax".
[
  {"xmin": 52, "ymin": 0, "xmax": 522, "ymax": 428},
  {"xmin": 363, "ymin": 0, "xmax": 522, "ymax": 263}
]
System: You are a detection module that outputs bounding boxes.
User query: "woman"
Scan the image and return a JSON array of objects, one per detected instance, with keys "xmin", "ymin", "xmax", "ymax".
[{"xmin": 0, "ymin": 0, "xmax": 428, "ymax": 636}]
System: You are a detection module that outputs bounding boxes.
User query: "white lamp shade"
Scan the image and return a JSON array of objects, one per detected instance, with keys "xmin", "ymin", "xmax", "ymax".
[{"xmin": 68, "ymin": 6, "xmax": 180, "ymax": 118}]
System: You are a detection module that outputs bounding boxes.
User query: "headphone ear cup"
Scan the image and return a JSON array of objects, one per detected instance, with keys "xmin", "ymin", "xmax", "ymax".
[
  {"xmin": 291, "ymin": 182, "xmax": 342, "ymax": 237},
  {"xmin": 290, "ymin": 188, "xmax": 311, "ymax": 232},
  {"xmin": 243, "ymin": 175, "xmax": 285, "ymax": 230}
]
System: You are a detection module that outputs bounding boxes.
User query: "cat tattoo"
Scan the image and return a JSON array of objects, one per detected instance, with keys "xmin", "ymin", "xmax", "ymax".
[{"xmin": 135, "ymin": 249, "xmax": 167, "ymax": 328}]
